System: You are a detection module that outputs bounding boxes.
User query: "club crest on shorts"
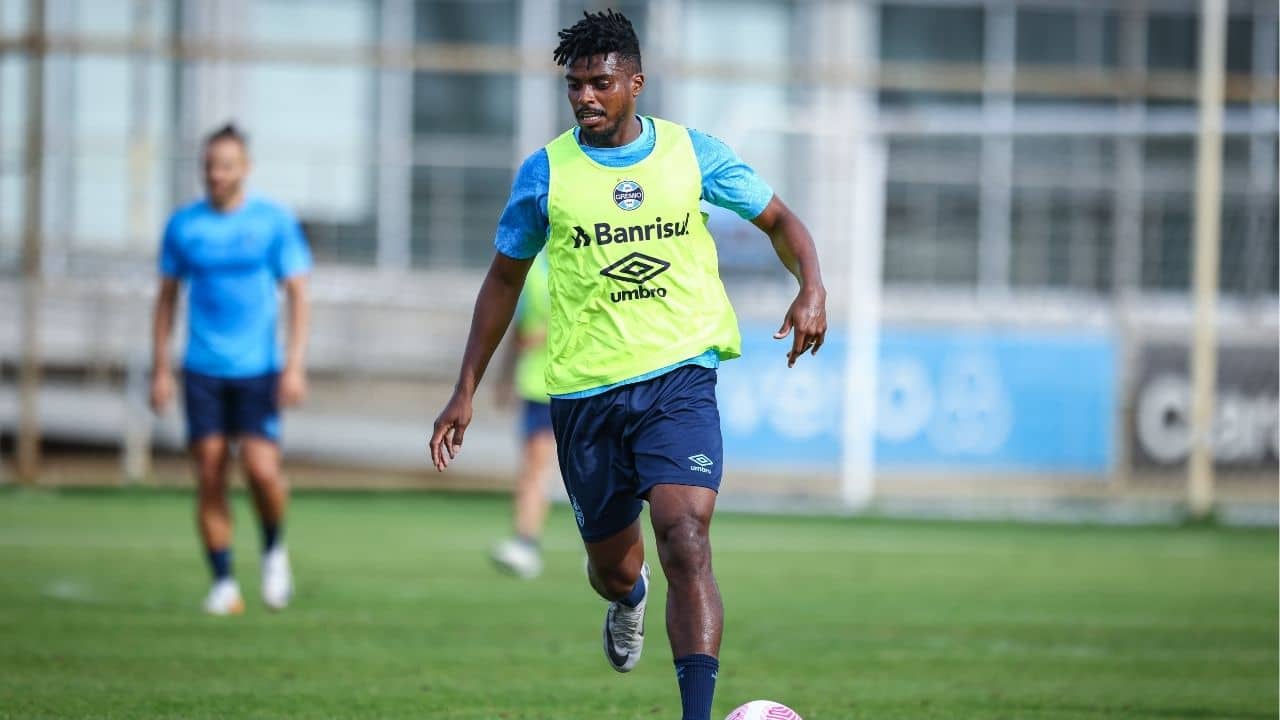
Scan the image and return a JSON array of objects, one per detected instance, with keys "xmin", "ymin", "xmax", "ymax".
[{"xmin": 613, "ymin": 180, "xmax": 644, "ymax": 211}]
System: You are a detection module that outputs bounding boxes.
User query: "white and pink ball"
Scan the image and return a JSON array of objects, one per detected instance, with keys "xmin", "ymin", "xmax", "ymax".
[{"xmin": 725, "ymin": 700, "xmax": 803, "ymax": 720}]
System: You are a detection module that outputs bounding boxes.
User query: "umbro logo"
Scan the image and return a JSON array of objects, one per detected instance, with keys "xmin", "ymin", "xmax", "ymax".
[
  {"xmin": 600, "ymin": 252, "xmax": 670, "ymax": 285},
  {"xmin": 688, "ymin": 454, "xmax": 714, "ymax": 474}
]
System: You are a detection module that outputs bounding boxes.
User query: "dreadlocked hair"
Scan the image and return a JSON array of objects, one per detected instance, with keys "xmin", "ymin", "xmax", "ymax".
[{"xmin": 553, "ymin": 9, "xmax": 641, "ymax": 71}]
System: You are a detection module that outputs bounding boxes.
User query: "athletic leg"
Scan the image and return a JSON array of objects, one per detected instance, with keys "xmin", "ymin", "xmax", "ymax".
[
  {"xmin": 630, "ymin": 366, "xmax": 725, "ymax": 720},
  {"xmin": 584, "ymin": 517, "xmax": 645, "ymax": 601},
  {"xmin": 193, "ymin": 434, "xmax": 233, "ymax": 561},
  {"xmin": 650, "ymin": 485, "xmax": 721, "ymax": 720},
  {"xmin": 232, "ymin": 372, "xmax": 292, "ymax": 609},
  {"xmin": 514, "ymin": 428, "xmax": 555, "ymax": 543},
  {"xmin": 184, "ymin": 370, "xmax": 243, "ymax": 614},
  {"xmin": 548, "ymin": 393, "xmax": 649, "ymax": 671},
  {"xmin": 587, "ymin": 518, "xmax": 650, "ymax": 673},
  {"xmin": 192, "ymin": 434, "xmax": 243, "ymax": 615},
  {"xmin": 492, "ymin": 405, "xmax": 555, "ymax": 579},
  {"xmin": 648, "ymin": 484, "xmax": 721, "ymax": 658},
  {"xmin": 241, "ymin": 437, "xmax": 287, "ymax": 549}
]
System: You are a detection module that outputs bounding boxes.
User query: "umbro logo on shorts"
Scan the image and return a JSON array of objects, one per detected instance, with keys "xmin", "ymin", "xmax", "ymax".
[{"xmin": 688, "ymin": 454, "xmax": 714, "ymax": 474}]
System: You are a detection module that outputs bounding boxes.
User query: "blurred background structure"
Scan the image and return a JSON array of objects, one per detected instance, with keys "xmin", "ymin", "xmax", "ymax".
[{"xmin": 0, "ymin": 0, "xmax": 1275, "ymax": 522}]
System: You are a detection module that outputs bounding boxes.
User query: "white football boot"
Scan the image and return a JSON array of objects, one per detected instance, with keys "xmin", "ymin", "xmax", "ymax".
[
  {"xmin": 602, "ymin": 562, "xmax": 649, "ymax": 673},
  {"xmin": 202, "ymin": 578, "xmax": 245, "ymax": 616},
  {"xmin": 261, "ymin": 546, "xmax": 294, "ymax": 611},
  {"xmin": 490, "ymin": 538, "xmax": 544, "ymax": 579}
]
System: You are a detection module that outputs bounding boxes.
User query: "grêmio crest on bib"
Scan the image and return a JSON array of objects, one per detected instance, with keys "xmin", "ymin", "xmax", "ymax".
[{"xmin": 613, "ymin": 180, "xmax": 644, "ymax": 211}]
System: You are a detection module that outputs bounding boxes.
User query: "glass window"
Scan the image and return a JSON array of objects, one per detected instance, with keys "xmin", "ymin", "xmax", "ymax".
[
  {"xmin": 557, "ymin": 1, "xmax": 649, "ymax": 45},
  {"xmin": 1, "ymin": 0, "xmax": 28, "ymax": 33},
  {"xmin": 1147, "ymin": 13, "xmax": 1196, "ymax": 71},
  {"xmin": 1140, "ymin": 137, "xmax": 1192, "ymax": 291},
  {"xmin": 675, "ymin": 1, "xmax": 793, "ymax": 140},
  {"xmin": 68, "ymin": 55, "xmax": 131, "ymax": 252},
  {"xmin": 0, "ymin": 56, "xmax": 25, "ymax": 174},
  {"xmin": 0, "ymin": 173, "xmax": 20, "ymax": 270},
  {"xmin": 410, "ymin": 165, "xmax": 513, "ymax": 268},
  {"xmin": 1009, "ymin": 136, "xmax": 1115, "ymax": 293},
  {"xmin": 1017, "ymin": 9, "xmax": 1119, "ymax": 68},
  {"xmin": 75, "ymin": 0, "xmax": 133, "ymax": 35},
  {"xmin": 242, "ymin": 62, "xmax": 376, "ymax": 234},
  {"xmin": 880, "ymin": 5, "xmax": 984, "ymax": 107},
  {"xmin": 1017, "ymin": 9, "xmax": 1079, "ymax": 66},
  {"xmin": 418, "ymin": 0, "xmax": 517, "ymax": 46},
  {"xmin": 881, "ymin": 5, "xmax": 984, "ymax": 63},
  {"xmin": 883, "ymin": 183, "xmax": 980, "ymax": 286},
  {"xmin": 1011, "ymin": 188, "xmax": 1113, "ymax": 292},
  {"xmin": 413, "ymin": 73, "xmax": 515, "ymax": 136},
  {"xmin": 251, "ymin": 0, "xmax": 372, "ymax": 46},
  {"xmin": 1140, "ymin": 191, "xmax": 1191, "ymax": 291},
  {"xmin": 302, "ymin": 216, "xmax": 377, "ymax": 265},
  {"xmin": 1226, "ymin": 16, "xmax": 1253, "ymax": 74},
  {"xmin": 1143, "ymin": 137, "xmax": 1194, "ymax": 193}
]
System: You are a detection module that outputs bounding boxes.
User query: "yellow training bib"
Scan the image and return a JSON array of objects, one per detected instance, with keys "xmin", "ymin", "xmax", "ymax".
[{"xmin": 544, "ymin": 117, "xmax": 741, "ymax": 395}]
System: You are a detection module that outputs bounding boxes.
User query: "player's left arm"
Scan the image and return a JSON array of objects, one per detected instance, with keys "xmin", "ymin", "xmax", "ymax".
[
  {"xmin": 275, "ymin": 208, "xmax": 313, "ymax": 407},
  {"xmin": 691, "ymin": 128, "xmax": 827, "ymax": 367},
  {"xmin": 752, "ymin": 196, "xmax": 827, "ymax": 367},
  {"xmin": 279, "ymin": 275, "xmax": 310, "ymax": 406}
]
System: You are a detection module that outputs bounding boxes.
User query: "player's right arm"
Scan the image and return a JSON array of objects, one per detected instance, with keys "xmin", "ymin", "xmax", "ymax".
[
  {"xmin": 150, "ymin": 216, "xmax": 184, "ymax": 412},
  {"xmin": 429, "ymin": 252, "xmax": 534, "ymax": 471},
  {"xmin": 430, "ymin": 150, "xmax": 549, "ymax": 471},
  {"xmin": 150, "ymin": 278, "xmax": 180, "ymax": 412}
]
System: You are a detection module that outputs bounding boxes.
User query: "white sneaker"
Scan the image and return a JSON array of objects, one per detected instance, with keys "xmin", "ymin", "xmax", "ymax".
[
  {"xmin": 261, "ymin": 546, "xmax": 293, "ymax": 611},
  {"xmin": 602, "ymin": 563, "xmax": 649, "ymax": 673},
  {"xmin": 490, "ymin": 538, "xmax": 543, "ymax": 579},
  {"xmin": 202, "ymin": 578, "xmax": 244, "ymax": 616}
]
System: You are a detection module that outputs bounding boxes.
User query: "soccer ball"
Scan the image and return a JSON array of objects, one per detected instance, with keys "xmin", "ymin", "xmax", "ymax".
[{"xmin": 725, "ymin": 700, "xmax": 803, "ymax": 720}]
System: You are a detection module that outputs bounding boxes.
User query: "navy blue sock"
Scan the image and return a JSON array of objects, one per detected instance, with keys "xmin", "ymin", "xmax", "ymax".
[
  {"xmin": 674, "ymin": 653, "xmax": 719, "ymax": 720},
  {"xmin": 261, "ymin": 522, "xmax": 282, "ymax": 553},
  {"xmin": 618, "ymin": 572, "xmax": 646, "ymax": 608},
  {"xmin": 206, "ymin": 547, "xmax": 232, "ymax": 581}
]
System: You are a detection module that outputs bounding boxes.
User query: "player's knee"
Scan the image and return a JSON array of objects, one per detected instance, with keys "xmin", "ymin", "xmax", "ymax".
[
  {"xmin": 194, "ymin": 463, "xmax": 226, "ymax": 492},
  {"xmin": 655, "ymin": 514, "xmax": 710, "ymax": 577},
  {"xmin": 242, "ymin": 460, "xmax": 277, "ymax": 487},
  {"xmin": 591, "ymin": 560, "xmax": 641, "ymax": 598},
  {"xmin": 195, "ymin": 475, "xmax": 227, "ymax": 503}
]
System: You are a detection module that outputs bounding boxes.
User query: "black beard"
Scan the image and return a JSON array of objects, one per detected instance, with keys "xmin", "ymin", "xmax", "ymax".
[{"xmin": 578, "ymin": 117, "xmax": 624, "ymax": 147}]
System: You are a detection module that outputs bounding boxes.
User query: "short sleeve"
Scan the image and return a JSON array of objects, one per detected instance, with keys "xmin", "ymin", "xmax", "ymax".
[
  {"xmin": 159, "ymin": 214, "xmax": 186, "ymax": 278},
  {"xmin": 688, "ymin": 129, "xmax": 775, "ymax": 221},
  {"xmin": 494, "ymin": 149, "xmax": 551, "ymax": 260},
  {"xmin": 274, "ymin": 208, "xmax": 313, "ymax": 279}
]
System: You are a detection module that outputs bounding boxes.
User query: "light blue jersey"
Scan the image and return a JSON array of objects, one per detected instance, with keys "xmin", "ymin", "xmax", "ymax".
[
  {"xmin": 160, "ymin": 195, "xmax": 312, "ymax": 378},
  {"xmin": 494, "ymin": 116, "xmax": 774, "ymax": 399}
]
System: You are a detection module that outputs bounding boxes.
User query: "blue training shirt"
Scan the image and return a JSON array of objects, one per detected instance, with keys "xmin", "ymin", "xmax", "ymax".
[
  {"xmin": 160, "ymin": 195, "xmax": 313, "ymax": 378},
  {"xmin": 494, "ymin": 116, "xmax": 774, "ymax": 399}
]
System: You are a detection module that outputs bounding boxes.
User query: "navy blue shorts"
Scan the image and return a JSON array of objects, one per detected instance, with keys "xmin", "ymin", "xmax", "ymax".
[
  {"xmin": 182, "ymin": 370, "xmax": 280, "ymax": 444},
  {"xmin": 521, "ymin": 399, "xmax": 554, "ymax": 440},
  {"xmin": 550, "ymin": 365, "xmax": 722, "ymax": 543}
]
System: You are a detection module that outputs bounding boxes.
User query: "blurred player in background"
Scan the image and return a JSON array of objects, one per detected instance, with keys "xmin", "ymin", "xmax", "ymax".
[
  {"xmin": 490, "ymin": 252, "xmax": 555, "ymax": 579},
  {"xmin": 150, "ymin": 123, "xmax": 312, "ymax": 615},
  {"xmin": 429, "ymin": 10, "xmax": 826, "ymax": 720}
]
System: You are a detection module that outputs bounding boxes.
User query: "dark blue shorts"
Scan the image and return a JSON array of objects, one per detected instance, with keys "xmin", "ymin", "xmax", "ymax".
[
  {"xmin": 521, "ymin": 399, "xmax": 554, "ymax": 440},
  {"xmin": 182, "ymin": 370, "xmax": 280, "ymax": 444},
  {"xmin": 550, "ymin": 365, "xmax": 722, "ymax": 543}
]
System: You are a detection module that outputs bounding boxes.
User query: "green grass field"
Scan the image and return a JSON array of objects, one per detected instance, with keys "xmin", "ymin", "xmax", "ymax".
[{"xmin": 0, "ymin": 488, "xmax": 1274, "ymax": 720}]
